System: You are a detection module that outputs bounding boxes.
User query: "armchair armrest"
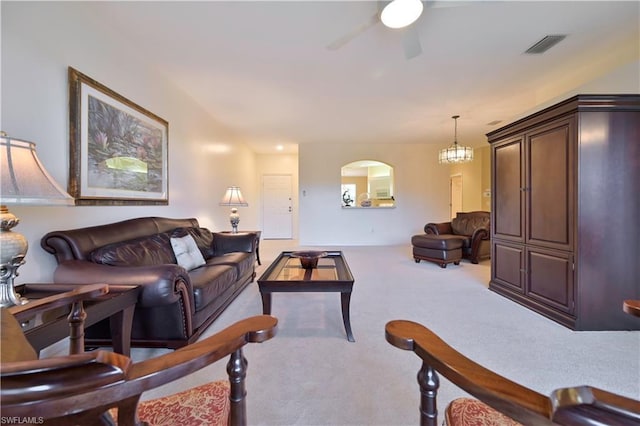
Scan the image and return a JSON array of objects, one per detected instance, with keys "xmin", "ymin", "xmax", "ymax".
[
  {"xmin": 385, "ymin": 319, "xmax": 554, "ymax": 425},
  {"xmin": 2, "ymin": 284, "xmax": 108, "ymax": 363},
  {"xmin": 9, "ymin": 284, "xmax": 108, "ymax": 322},
  {"xmin": 52, "ymin": 260, "xmax": 193, "ymax": 309},
  {"xmin": 425, "ymin": 222, "xmax": 453, "ymax": 235},
  {"xmin": 1, "ymin": 315, "xmax": 277, "ymax": 423},
  {"xmin": 130, "ymin": 314, "xmax": 277, "ymax": 383},
  {"xmin": 385, "ymin": 320, "xmax": 640, "ymax": 425},
  {"xmin": 551, "ymin": 386, "xmax": 640, "ymax": 424},
  {"xmin": 470, "ymin": 226, "xmax": 490, "ymax": 242}
]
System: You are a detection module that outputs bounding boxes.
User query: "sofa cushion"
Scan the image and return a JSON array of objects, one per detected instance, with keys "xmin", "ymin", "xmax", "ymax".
[
  {"xmin": 189, "ymin": 264, "xmax": 237, "ymax": 311},
  {"xmin": 171, "ymin": 235, "xmax": 206, "ymax": 271},
  {"xmin": 206, "ymin": 252, "xmax": 255, "ymax": 281},
  {"xmin": 171, "ymin": 227, "xmax": 215, "ymax": 259},
  {"xmin": 90, "ymin": 233, "xmax": 176, "ymax": 267}
]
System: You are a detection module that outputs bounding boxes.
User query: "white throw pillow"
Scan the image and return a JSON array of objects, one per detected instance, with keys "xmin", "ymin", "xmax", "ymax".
[{"xmin": 171, "ymin": 234, "xmax": 206, "ymax": 271}]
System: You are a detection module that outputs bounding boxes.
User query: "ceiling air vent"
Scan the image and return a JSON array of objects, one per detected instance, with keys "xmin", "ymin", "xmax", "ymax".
[{"xmin": 524, "ymin": 35, "xmax": 567, "ymax": 54}]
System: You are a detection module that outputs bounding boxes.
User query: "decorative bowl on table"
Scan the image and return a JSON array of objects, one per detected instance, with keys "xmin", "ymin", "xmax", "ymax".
[{"xmin": 290, "ymin": 251, "xmax": 328, "ymax": 269}]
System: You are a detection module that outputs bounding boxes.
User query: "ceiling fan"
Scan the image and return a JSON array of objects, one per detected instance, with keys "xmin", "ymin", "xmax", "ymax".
[{"xmin": 326, "ymin": 0, "xmax": 465, "ymax": 60}]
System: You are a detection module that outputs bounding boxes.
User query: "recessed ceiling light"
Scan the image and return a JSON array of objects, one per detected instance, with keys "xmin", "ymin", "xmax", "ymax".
[{"xmin": 276, "ymin": 145, "xmax": 284, "ymax": 151}]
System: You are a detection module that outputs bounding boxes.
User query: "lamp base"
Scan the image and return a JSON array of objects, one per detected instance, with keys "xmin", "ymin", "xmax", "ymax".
[
  {"xmin": 0, "ymin": 257, "xmax": 27, "ymax": 307},
  {"xmin": 229, "ymin": 207, "xmax": 240, "ymax": 234},
  {"xmin": 1, "ymin": 205, "xmax": 29, "ymax": 307}
]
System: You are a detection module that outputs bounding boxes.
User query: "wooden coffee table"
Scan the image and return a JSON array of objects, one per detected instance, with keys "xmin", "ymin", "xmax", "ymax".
[{"xmin": 257, "ymin": 251, "xmax": 355, "ymax": 342}]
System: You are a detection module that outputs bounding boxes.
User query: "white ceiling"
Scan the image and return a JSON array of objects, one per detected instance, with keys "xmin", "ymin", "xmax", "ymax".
[{"xmin": 83, "ymin": 1, "xmax": 639, "ymax": 154}]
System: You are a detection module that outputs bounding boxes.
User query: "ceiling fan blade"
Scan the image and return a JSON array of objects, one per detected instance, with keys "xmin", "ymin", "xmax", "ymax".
[
  {"xmin": 402, "ymin": 26, "xmax": 422, "ymax": 60},
  {"xmin": 326, "ymin": 12, "xmax": 380, "ymax": 51},
  {"xmin": 426, "ymin": 0, "xmax": 478, "ymax": 8}
]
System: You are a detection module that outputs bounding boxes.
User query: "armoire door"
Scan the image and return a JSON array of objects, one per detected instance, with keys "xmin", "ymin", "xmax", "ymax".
[
  {"xmin": 526, "ymin": 117, "xmax": 575, "ymax": 251},
  {"xmin": 492, "ymin": 136, "xmax": 525, "ymax": 242},
  {"xmin": 526, "ymin": 246, "xmax": 575, "ymax": 316}
]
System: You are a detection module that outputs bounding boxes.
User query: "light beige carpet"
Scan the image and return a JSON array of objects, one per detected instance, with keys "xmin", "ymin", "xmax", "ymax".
[{"xmin": 43, "ymin": 240, "xmax": 640, "ymax": 425}]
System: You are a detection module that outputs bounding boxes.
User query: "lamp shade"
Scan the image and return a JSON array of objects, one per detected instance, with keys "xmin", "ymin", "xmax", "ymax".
[
  {"xmin": 1, "ymin": 135, "xmax": 74, "ymax": 205},
  {"xmin": 0, "ymin": 134, "xmax": 73, "ymax": 307},
  {"xmin": 219, "ymin": 186, "xmax": 248, "ymax": 207}
]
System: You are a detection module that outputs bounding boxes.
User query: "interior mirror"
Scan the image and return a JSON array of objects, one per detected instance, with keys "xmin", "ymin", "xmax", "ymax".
[{"xmin": 341, "ymin": 160, "xmax": 395, "ymax": 208}]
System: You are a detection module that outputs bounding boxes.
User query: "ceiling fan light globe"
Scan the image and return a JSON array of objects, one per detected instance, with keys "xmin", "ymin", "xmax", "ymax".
[{"xmin": 381, "ymin": 0, "xmax": 424, "ymax": 29}]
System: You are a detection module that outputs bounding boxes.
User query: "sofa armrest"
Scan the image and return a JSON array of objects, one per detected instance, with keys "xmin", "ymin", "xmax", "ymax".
[
  {"xmin": 470, "ymin": 227, "xmax": 490, "ymax": 242},
  {"xmin": 425, "ymin": 222, "xmax": 453, "ymax": 235},
  {"xmin": 212, "ymin": 232, "xmax": 257, "ymax": 256},
  {"xmin": 52, "ymin": 260, "xmax": 194, "ymax": 310}
]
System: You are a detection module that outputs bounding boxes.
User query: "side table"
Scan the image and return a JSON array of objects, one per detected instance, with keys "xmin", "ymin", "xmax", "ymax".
[{"xmin": 16, "ymin": 283, "xmax": 139, "ymax": 356}]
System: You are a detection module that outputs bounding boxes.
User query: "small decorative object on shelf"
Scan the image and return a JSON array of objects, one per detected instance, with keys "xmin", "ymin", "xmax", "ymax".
[
  {"xmin": 342, "ymin": 190, "xmax": 353, "ymax": 207},
  {"xmin": 358, "ymin": 193, "xmax": 372, "ymax": 207},
  {"xmin": 290, "ymin": 251, "xmax": 328, "ymax": 269}
]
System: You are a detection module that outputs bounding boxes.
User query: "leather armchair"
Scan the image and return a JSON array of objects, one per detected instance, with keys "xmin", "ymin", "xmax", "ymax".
[{"xmin": 425, "ymin": 211, "xmax": 490, "ymax": 264}]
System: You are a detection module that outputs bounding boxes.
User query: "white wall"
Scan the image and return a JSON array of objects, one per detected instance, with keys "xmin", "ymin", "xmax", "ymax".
[
  {"xmin": 1, "ymin": 2, "xmax": 259, "ymax": 283},
  {"xmin": 299, "ymin": 143, "xmax": 451, "ymax": 245},
  {"xmin": 450, "ymin": 145, "xmax": 490, "ymax": 213}
]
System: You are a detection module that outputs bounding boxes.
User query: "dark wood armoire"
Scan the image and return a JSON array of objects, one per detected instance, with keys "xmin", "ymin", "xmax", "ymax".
[{"xmin": 487, "ymin": 94, "xmax": 639, "ymax": 330}]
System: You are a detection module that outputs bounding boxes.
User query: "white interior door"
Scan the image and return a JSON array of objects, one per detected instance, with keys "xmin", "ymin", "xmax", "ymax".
[
  {"xmin": 262, "ymin": 174, "xmax": 293, "ymax": 239},
  {"xmin": 450, "ymin": 174, "xmax": 463, "ymax": 219}
]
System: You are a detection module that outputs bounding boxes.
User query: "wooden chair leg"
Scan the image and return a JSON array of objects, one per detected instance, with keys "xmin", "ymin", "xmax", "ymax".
[
  {"xmin": 68, "ymin": 301, "xmax": 86, "ymax": 355},
  {"xmin": 227, "ymin": 348, "xmax": 248, "ymax": 426},
  {"xmin": 418, "ymin": 362, "xmax": 440, "ymax": 426}
]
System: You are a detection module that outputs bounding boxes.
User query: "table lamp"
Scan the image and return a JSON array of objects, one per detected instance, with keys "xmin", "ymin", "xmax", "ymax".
[
  {"xmin": 219, "ymin": 186, "xmax": 248, "ymax": 233},
  {"xmin": 0, "ymin": 133, "xmax": 74, "ymax": 307}
]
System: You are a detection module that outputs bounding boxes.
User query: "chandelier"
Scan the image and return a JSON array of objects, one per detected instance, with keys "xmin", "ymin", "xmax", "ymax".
[{"xmin": 438, "ymin": 115, "xmax": 474, "ymax": 164}]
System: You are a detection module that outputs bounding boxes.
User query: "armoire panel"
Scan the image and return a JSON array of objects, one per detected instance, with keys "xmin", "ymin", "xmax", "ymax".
[
  {"xmin": 493, "ymin": 138, "xmax": 523, "ymax": 241},
  {"xmin": 527, "ymin": 119, "xmax": 574, "ymax": 250}
]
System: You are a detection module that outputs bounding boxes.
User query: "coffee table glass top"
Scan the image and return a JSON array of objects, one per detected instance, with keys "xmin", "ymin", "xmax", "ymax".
[{"xmin": 259, "ymin": 251, "xmax": 353, "ymax": 283}]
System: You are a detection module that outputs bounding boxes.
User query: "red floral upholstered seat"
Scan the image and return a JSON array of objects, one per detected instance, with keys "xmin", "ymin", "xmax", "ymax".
[
  {"xmin": 110, "ymin": 381, "xmax": 230, "ymax": 425},
  {"xmin": 446, "ymin": 398, "xmax": 522, "ymax": 426}
]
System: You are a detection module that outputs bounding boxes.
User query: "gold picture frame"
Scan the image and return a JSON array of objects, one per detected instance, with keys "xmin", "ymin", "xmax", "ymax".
[{"xmin": 68, "ymin": 67, "xmax": 168, "ymax": 205}]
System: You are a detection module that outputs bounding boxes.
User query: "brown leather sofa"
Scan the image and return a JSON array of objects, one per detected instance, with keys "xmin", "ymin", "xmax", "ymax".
[
  {"xmin": 416, "ymin": 211, "xmax": 491, "ymax": 264},
  {"xmin": 41, "ymin": 217, "xmax": 257, "ymax": 349}
]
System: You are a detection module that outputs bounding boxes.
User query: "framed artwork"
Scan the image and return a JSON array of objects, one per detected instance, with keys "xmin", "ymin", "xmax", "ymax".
[{"xmin": 68, "ymin": 67, "xmax": 168, "ymax": 205}]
